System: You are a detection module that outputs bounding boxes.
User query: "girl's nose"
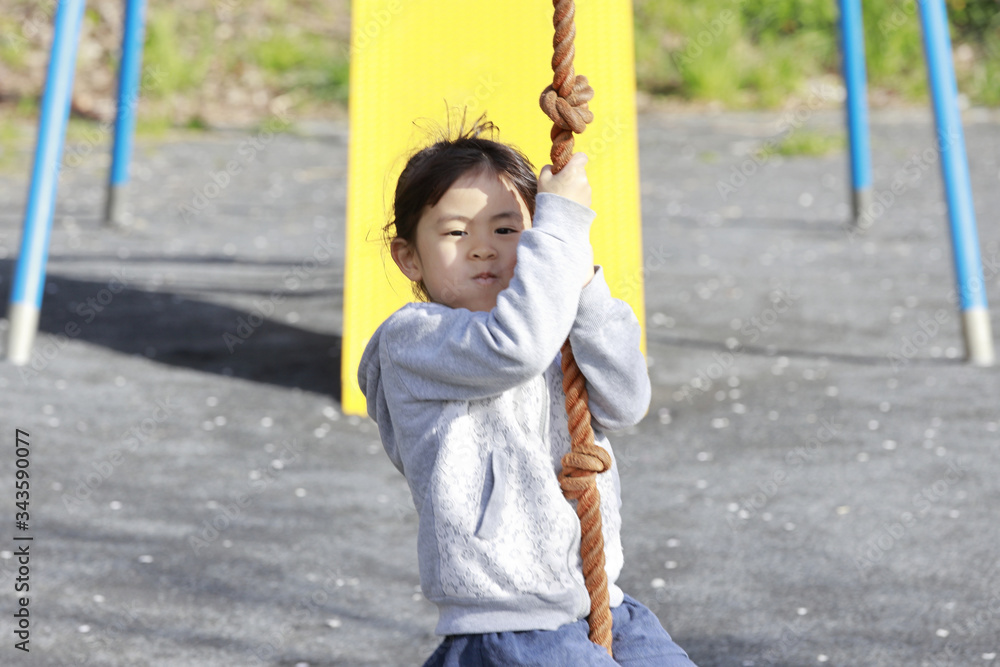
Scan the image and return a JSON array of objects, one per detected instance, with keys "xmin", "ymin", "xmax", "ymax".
[{"xmin": 469, "ymin": 234, "xmax": 497, "ymax": 260}]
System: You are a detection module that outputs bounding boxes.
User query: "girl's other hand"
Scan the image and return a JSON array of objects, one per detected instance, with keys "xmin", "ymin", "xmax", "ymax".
[{"xmin": 538, "ymin": 153, "xmax": 591, "ymax": 209}]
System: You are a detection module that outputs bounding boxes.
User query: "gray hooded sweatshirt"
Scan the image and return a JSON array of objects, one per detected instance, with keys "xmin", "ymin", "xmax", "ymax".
[{"xmin": 358, "ymin": 193, "xmax": 651, "ymax": 636}]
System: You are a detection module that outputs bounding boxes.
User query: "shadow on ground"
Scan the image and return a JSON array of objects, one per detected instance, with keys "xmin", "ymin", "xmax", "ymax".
[{"xmin": 0, "ymin": 259, "xmax": 341, "ymax": 400}]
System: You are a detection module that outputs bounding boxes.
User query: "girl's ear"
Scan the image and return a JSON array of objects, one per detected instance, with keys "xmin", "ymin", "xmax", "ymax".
[{"xmin": 390, "ymin": 238, "xmax": 423, "ymax": 283}]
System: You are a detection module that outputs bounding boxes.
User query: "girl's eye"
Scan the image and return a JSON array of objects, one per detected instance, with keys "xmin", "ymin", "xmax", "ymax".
[
  {"xmin": 496, "ymin": 228, "xmax": 519, "ymax": 235},
  {"xmin": 446, "ymin": 230, "xmax": 465, "ymax": 237}
]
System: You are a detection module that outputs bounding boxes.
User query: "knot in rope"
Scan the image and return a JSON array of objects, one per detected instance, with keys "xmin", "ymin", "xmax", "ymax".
[
  {"xmin": 557, "ymin": 434, "xmax": 611, "ymax": 498},
  {"xmin": 539, "ymin": 75, "xmax": 595, "ymax": 135}
]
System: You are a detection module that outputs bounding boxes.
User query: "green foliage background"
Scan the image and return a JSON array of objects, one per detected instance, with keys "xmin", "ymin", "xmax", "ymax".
[{"xmin": 634, "ymin": 0, "xmax": 1000, "ymax": 107}]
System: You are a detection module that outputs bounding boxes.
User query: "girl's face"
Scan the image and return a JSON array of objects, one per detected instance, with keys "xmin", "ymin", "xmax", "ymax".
[{"xmin": 391, "ymin": 170, "xmax": 532, "ymax": 312}]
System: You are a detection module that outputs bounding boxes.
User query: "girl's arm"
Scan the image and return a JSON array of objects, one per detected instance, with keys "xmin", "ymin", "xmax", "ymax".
[
  {"xmin": 566, "ymin": 266, "xmax": 651, "ymax": 431},
  {"xmin": 380, "ymin": 193, "xmax": 595, "ymax": 401}
]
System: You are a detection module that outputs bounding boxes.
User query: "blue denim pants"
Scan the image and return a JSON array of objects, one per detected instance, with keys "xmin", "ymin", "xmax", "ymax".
[{"xmin": 421, "ymin": 594, "xmax": 696, "ymax": 666}]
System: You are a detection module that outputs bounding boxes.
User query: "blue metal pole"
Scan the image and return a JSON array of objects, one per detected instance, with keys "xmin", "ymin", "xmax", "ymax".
[
  {"xmin": 838, "ymin": 0, "xmax": 873, "ymax": 226},
  {"xmin": 6, "ymin": 0, "xmax": 87, "ymax": 366},
  {"xmin": 918, "ymin": 0, "xmax": 994, "ymax": 365},
  {"xmin": 105, "ymin": 0, "xmax": 148, "ymax": 226}
]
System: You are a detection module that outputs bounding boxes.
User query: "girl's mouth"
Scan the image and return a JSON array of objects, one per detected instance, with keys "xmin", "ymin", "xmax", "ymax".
[{"xmin": 473, "ymin": 272, "xmax": 498, "ymax": 285}]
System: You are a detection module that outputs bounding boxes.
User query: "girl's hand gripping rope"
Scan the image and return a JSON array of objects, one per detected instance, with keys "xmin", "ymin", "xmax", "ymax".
[{"xmin": 538, "ymin": 152, "xmax": 591, "ymax": 207}]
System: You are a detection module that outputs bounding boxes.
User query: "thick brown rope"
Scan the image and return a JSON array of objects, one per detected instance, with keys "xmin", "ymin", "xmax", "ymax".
[
  {"xmin": 558, "ymin": 342, "xmax": 613, "ymax": 654},
  {"xmin": 539, "ymin": 0, "xmax": 611, "ymax": 656}
]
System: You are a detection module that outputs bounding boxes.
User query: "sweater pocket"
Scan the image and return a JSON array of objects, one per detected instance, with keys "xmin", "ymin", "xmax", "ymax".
[{"xmin": 474, "ymin": 450, "xmax": 506, "ymax": 541}]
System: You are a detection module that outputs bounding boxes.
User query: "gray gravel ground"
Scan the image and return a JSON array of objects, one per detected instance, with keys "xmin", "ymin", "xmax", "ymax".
[{"xmin": 0, "ymin": 108, "xmax": 998, "ymax": 666}]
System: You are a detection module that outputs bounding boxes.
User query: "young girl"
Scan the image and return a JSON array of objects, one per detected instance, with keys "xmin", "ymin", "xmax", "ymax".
[{"xmin": 359, "ymin": 119, "xmax": 696, "ymax": 666}]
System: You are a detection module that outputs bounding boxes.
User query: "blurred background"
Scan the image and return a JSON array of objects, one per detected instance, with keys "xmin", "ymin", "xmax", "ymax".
[{"xmin": 1, "ymin": 0, "xmax": 999, "ymax": 140}]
